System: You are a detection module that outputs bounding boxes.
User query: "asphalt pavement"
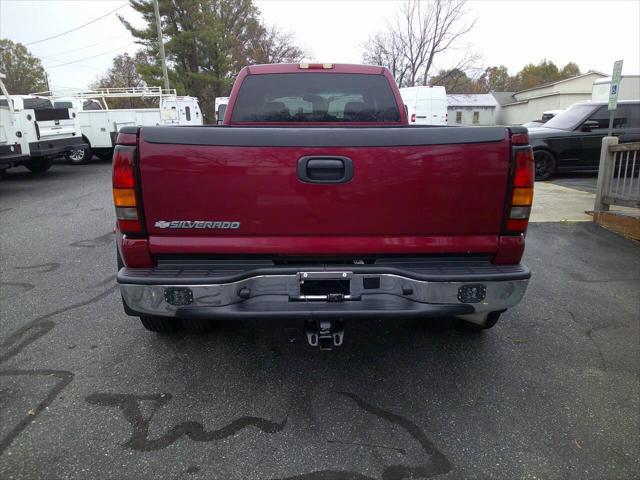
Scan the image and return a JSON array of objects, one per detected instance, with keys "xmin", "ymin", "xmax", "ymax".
[{"xmin": 1, "ymin": 161, "xmax": 639, "ymax": 480}]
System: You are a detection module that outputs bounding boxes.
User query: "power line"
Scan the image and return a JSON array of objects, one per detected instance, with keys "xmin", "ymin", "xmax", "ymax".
[
  {"xmin": 43, "ymin": 43, "xmax": 135, "ymax": 69},
  {"xmin": 43, "ymin": 59, "xmax": 103, "ymax": 71},
  {"xmin": 24, "ymin": 3, "xmax": 129, "ymax": 47},
  {"xmin": 38, "ymin": 37, "xmax": 123, "ymax": 59}
]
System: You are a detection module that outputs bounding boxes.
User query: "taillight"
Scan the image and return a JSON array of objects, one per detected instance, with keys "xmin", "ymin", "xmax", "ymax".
[
  {"xmin": 112, "ymin": 145, "xmax": 143, "ymax": 234},
  {"xmin": 505, "ymin": 147, "xmax": 534, "ymax": 233},
  {"xmin": 411, "ymin": 113, "xmax": 416, "ymax": 123}
]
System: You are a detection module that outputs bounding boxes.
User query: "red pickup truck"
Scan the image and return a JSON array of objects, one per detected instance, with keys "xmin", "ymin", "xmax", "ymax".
[{"xmin": 113, "ymin": 63, "xmax": 533, "ymax": 348}]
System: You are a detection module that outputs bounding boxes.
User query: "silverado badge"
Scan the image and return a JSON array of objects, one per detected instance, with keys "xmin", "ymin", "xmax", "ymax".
[{"xmin": 154, "ymin": 220, "xmax": 240, "ymax": 229}]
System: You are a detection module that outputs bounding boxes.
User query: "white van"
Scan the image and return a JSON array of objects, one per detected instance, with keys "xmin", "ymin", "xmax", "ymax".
[
  {"xmin": 46, "ymin": 87, "xmax": 203, "ymax": 163},
  {"xmin": 1, "ymin": 75, "xmax": 86, "ymax": 172},
  {"xmin": 399, "ymin": 86, "xmax": 447, "ymax": 125}
]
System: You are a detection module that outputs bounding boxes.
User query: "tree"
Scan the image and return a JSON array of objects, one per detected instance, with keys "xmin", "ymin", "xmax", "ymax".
[
  {"xmin": 362, "ymin": 33, "xmax": 410, "ymax": 87},
  {"xmin": 517, "ymin": 59, "xmax": 560, "ymax": 90},
  {"xmin": 560, "ymin": 62, "xmax": 581, "ymax": 79},
  {"xmin": 248, "ymin": 24, "xmax": 307, "ymax": 64},
  {"xmin": 91, "ymin": 52, "xmax": 154, "ymax": 108},
  {"xmin": 515, "ymin": 59, "xmax": 582, "ymax": 90},
  {"xmin": 428, "ymin": 68, "xmax": 470, "ymax": 93},
  {"xmin": 0, "ymin": 39, "xmax": 47, "ymax": 94},
  {"xmin": 362, "ymin": 0, "xmax": 475, "ymax": 87},
  {"xmin": 477, "ymin": 65, "xmax": 517, "ymax": 92},
  {"xmin": 120, "ymin": 0, "xmax": 307, "ymax": 118}
]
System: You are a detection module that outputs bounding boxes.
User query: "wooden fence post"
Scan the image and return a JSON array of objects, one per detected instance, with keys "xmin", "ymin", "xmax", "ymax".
[{"xmin": 594, "ymin": 136, "xmax": 619, "ymax": 212}]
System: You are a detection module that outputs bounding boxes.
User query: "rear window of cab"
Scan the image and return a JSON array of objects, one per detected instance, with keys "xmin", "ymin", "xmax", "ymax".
[{"xmin": 231, "ymin": 73, "xmax": 401, "ymax": 123}]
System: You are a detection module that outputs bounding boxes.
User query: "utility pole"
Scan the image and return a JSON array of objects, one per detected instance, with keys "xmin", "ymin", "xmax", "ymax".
[
  {"xmin": 44, "ymin": 71, "xmax": 51, "ymax": 92},
  {"xmin": 153, "ymin": 0, "xmax": 170, "ymax": 91}
]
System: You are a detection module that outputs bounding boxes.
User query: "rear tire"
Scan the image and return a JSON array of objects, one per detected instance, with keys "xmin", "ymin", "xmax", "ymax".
[
  {"xmin": 140, "ymin": 315, "xmax": 183, "ymax": 333},
  {"xmin": 534, "ymin": 150, "xmax": 556, "ymax": 181},
  {"xmin": 25, "ymin": 157, "xmax": 53, "ymax": 173},
  {"xmin": 66, "ymin": 146, "xmax": 92, "ymax": 164},
  {"xmin": 457, "ymin": 311, "xmax": 502, "ymax": 332}
]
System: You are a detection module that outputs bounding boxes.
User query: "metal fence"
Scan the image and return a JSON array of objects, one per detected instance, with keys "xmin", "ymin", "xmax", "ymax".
[{"xmin": 594, "ymin": 137, "xmax": 640, "ymax": 211}]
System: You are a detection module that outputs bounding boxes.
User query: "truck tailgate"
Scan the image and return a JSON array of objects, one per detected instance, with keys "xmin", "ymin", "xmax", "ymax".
[{"xmin": 137, "ymin": 126, "xmax": 511, "ymax": 255}]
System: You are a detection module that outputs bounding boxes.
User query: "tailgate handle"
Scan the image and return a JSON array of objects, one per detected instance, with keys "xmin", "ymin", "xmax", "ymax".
[{"xmin": 298, "ymin": 156, "xmax": 353, "ymax": 183}]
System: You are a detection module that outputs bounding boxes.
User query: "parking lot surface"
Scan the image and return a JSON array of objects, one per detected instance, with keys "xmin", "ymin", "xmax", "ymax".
[{"xmin": 1, "ymin": 162, "xmax": 639, "ymax": 480}]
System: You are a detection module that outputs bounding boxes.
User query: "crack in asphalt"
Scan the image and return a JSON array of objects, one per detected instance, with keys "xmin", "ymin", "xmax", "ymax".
[
  {"xmin": 0, "ymin": 282, "xmax": 118, "ymax": 454},
  {"xmin": 0, "ymin": 284, "xmax": 118, "ymax": 364},
  {"xmin": 12, "ymin": 262, "xmax": 61, "ymax": 273},
  {"xmin": 85, "ymin": 392, "xmax": 288, "ymax": 452},
  {"xmin": 83, "ymin": 390, "xmax": 453, "ymax": 479},
  {"xmin": 567, "ymin": 310, "xmax": 607, "ymax": 369},
  {"xmin": 69, "ymin": 232, "xmax": 114, "ymax": 248},
  {"xmin": 0, "ymin": 370, "xmax": 74, "ymax": 454}
]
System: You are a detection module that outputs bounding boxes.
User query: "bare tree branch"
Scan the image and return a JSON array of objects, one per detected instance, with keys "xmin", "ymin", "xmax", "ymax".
[{"xmin": 362, "ymin": 0, "xmax": 476, "ymax": 87}]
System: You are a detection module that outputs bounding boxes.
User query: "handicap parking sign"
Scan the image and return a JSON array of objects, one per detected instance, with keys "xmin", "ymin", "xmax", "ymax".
[{"xmin": 610, "ymin": 84, "xmax": 618, "ymax": 95}]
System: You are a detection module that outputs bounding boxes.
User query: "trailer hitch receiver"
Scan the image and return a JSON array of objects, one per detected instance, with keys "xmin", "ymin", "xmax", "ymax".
[{"xmin": 305, "ymin": 319, "xmax": 344, "ymax": 350}]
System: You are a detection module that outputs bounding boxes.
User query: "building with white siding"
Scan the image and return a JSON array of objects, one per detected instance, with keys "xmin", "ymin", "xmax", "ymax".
[
  {"xmin": 446, "ymin": 94, "xmax": 498, "ymax": 126},
  {"xmin": 495, "ymin": 71, "xmax": 607, "ymax": 125}
]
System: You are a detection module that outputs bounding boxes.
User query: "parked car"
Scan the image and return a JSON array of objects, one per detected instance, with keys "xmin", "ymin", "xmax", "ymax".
[
  {"xmin": 399, "ymin": 86, "xmax": 447, "ymax": 125},
  {"xmin": 1, "ymin": 75, "xmax": 87, "ymax": 173},
  {"xmin": 522, "ymin": 110, "xmax": 564, "ymax": 129},
  {"xmin": 113, "ymin": 63, "xmax": 533, "ymax": 347},
  {"xmin": 541, "ymin": 109, "xmax": 564, "ymax": 122},
  {"xmin": 529, "ymin": 100, "xmax": 640, "ymax": 180},
  {"xmin": 522, "ymin": 120, "xmax": 545, "ymax": 128}
]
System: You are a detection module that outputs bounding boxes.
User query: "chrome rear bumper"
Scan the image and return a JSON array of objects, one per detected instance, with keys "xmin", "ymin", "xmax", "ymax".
[{"xmin": 119, "ymin": 268, "xmax": 529, "ymax": 325}]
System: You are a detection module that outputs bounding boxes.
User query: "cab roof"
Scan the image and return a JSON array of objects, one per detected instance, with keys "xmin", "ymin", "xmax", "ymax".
[{"xmin": 245, "ymin": 63, "xmax": 386, "ymax": 75}]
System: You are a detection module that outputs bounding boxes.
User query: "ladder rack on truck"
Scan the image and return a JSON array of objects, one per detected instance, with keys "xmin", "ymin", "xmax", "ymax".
[{"xmin": 32, "ymin": 87, "xmax": 203, "ymax": 164}]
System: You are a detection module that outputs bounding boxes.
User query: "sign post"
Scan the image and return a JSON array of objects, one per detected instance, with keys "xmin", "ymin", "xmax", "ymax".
[{"xmin": 607, "ymin": 60, "xmax": 623, "ymax": 136}]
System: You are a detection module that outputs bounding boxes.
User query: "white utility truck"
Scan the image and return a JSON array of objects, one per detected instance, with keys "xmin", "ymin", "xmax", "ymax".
[
  {"xmin": 40, "ymin": 87, "xmax": 203, "ymax": 163},
  {"xmin": 399, "ymin": 86, "xmax": 448, "ymax": 126},
  {"xmin": 1, "ymin": 74, "xmax": 86, "ymax": 173}
]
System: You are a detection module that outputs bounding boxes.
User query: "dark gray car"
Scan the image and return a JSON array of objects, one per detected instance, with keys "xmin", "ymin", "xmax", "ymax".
[{"xmin": 528, "ymin": 100, "xmax": 640, "ymax": 180}]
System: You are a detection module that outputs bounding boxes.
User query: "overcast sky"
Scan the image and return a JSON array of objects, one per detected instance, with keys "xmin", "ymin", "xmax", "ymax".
[{"xmin": 1, "ymin": 0, "xmax": 638, "ymax": 91}]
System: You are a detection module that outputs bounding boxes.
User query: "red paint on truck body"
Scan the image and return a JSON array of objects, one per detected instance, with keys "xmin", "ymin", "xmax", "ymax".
[
  {"xmin": 148, "ymin": 235, "xmax": 499, "ymax": 256},
  {"xmin": 138, "ymin": 139, "xmax": 511, "ymax": 254},
  {"xmin": 116, "ymin": 63, "xmax": 530, "ymax": 267}
]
